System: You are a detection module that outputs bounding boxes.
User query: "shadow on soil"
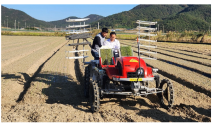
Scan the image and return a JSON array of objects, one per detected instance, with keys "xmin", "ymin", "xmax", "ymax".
[
  {"xmin": 100, "ymin": 96, "xmax": 211, "ymax": 122},
  {"xmin": 1, "ymin": 71, "xmax": 211, "ymax": 122},
  {"xmin": 35, "ymin": 71, "xmax": 91, "ymax": 112}
]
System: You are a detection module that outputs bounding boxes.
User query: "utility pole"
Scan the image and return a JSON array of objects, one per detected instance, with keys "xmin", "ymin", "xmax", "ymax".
[{"xmin": 15, "ymin": 20, "xmax": 16, "ymax": 31}]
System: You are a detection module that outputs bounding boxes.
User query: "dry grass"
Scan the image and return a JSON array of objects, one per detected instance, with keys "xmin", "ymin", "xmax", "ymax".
[
  {"xmin": 153, "ymin": 30, "xmax": 211, "ymax": 44},
  {"xmin": 1, "ymin": 31, "xmax": 66, "ymax": 36}
]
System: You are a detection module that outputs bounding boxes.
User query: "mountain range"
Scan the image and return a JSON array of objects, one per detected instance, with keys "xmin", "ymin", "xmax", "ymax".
[
  {"xmin": 1, "ymin": 5, "xmax": 104, "ymax": 29},
  {"xmin": 1, "ymin": 4, "xmax": 211, "ymax": 31},
  {"xmin": 91, "ymin": 4, "xmax": 211, "ymax": 31}
]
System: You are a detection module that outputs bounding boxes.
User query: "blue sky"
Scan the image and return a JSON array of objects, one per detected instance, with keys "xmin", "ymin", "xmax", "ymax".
[{"xmin": 2, "ymin": 4, "xmax": 138, "ymax": 22}]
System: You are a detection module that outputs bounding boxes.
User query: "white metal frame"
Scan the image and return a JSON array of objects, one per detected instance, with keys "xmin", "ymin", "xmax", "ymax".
[
  {"xmin": 136, "ymin": 20, "xmax": 157, "ymax": 60},
  {"xmin": 65, "ymin": 18, "xmax": 91, "ymax": 61},
  {"xmin": 65, "ymin": 39, "xmax": 89, "ymax": 60},
  {"xmin": 66, "ymin": 18, "xmax": 90, "ymax": 34}
]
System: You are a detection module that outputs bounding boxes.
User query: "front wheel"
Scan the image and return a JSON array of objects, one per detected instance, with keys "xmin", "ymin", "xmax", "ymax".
[
  {"xmin": 157, "ymin": 79, "xmax": 174, "ymax": 109},
  {"xmin": 89, "ymin": 80, "xmax": 100, "ymax": 113}
]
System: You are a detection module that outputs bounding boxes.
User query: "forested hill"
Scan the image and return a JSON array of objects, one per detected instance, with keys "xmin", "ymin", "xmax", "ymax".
[
  {"xmin": 90, "ymin": 4, "xmax": 211, "ymax": 31},
  {"xmin": 1, "ymin": 5, "xmax": 104, "ymax": 28},
  {"xmin": 1, "ymin": 5, "xmax": 211, "ymax": 31},
  {"xmin": 1, "ymin": 5, "xmax": 51, "ymax": 28}
]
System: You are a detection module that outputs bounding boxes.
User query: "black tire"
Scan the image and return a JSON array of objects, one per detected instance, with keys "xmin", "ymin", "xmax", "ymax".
[
  {"xmin": 89, "ymin": 80, "xmax": 100, "ymax": 113},
  {"xmin": 157, "ymin": 79, "xmax": 174, "ymax": 109},
  {"xmin": 84, "ymin": 65, "xmax": 91, "ymax": 98}
]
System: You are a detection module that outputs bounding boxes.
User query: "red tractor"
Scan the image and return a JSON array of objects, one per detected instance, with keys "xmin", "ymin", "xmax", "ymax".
[{"xmin": 84, "ymin": 45, "xmax": 174, "ymax": 112}]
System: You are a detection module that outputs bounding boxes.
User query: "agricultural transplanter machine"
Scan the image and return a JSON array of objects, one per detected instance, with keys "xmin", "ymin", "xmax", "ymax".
[{"xmin": 66, "ymin": 19, "xmax": 174, "ymax": 113}]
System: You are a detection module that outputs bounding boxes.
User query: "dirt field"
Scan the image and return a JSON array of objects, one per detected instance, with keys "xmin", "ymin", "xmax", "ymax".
[{"xmin": 1, "ymin": 36, "xmax": 211, "ymax": 122}]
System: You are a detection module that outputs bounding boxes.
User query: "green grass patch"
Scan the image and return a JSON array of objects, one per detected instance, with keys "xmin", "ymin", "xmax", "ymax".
[
  {"xmin": 100, "ymin": 49, "xmax": 113, "ymax": 65},
  {"xmin": 120, "ymin": 46, "xmax": 133, "ymax": 56}
]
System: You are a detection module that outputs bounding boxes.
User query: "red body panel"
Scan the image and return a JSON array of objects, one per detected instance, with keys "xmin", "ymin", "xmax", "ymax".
[{"xmin": 99, "ymin": 56, "xmax": 153, "ymax": 80}]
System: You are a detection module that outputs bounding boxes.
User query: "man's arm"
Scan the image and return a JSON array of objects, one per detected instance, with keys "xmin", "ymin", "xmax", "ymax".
[{"xmin": 93, "ymin": 36, "xmax": 102, "ymax": 47}]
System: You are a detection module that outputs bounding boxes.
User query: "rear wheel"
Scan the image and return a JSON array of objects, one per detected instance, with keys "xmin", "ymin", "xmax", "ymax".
[
  {"xmin": 84, "ymin": 65, "xmax": 91, "ymax": 98},
  {"xmin": 89, "ymin": 80, "xmax": 100, "ymax": 113},
  {"xmin": 157, "ymin": 79, "xmax": 174, "ymax": 109}
]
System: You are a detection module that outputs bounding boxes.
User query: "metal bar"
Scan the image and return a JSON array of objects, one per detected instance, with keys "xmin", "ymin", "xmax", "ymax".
[
  {"xmin": 112, "ymin": 77, "xmax": 154, "ymax": 82},
  {"xmin": 136, "ymin": 20, "xmax": 157, "ymax": 25},
  {"xmin": 66, "ymin": 18, "xmax": 90, "ymax": 22},
  {"xmin": 139, "ymin": 45, "xmax": 157, "ymax": 48},
  {"xmin": 137, "ymin": 39, "xmax": 157, "ymax": 42},
  {"xmin": 66, "ymin": 31, "xmax": 90, "ymax": 34},
  {"xmin": 68, "ymin": 42, "xmax": 91, "ymax": 46},
  {"xmin": 66, "ymin": 56, "xmax": 88, "ymax": 59},
  {"xmin": 67, "ymin": 50, "xmax": 89, "ymax": 53},
  {"xmin": 140, "ymin": 91, "xmax": 163, "ymax": 95},
  {"xmin": 66, "ymin": 24, "xmax": 89, "ymax": 28},
  {"xmin": 136, "ymin": 26, "xmax": 157, "ymax": 31},
  {"xmin": 103, "ymin": 91, "xmax": 132, "ymax": 95},
  {"xmin": 136, "ymin": 32, "xmax": 157, "ymax": 36}
]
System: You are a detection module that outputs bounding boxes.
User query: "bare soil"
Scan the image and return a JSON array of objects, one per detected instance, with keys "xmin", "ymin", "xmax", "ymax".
[{"xmin": 1, "ymin": 36, "xmax": 211, "ymax": 122}]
